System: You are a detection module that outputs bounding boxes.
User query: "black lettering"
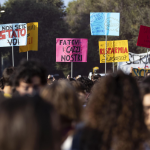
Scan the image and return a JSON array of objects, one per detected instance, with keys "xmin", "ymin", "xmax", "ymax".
[
  {"xmin": 7, "ymin": 39, "xmax": 12, "ymax": 45},
  {"xmin": 78, "ymin": 55, "xmax": 81, "ymax": 61},
  {"xmin": 71, "ymin": 55, "xmax": 74, "ymax": 61},
  {"xmin": 68, "ymin": 40, "xmax": 71, "ymax": 45},
  {"xmin": 74, "ymin": 54, "xmax": 77, "ymax": 61},
  {"xmin": 75, "ymin": 40, "xmax": 80, "ymax": 45},
  {"xmin": 66, "ymin": 46, "xmax": 70, "ymax": 53},
  {"xmin": 60, "ymin": 40, "xmax": 63, "ymax": 45},
  {"xmin": 66, "ymin": 55, "xmax": 70, "ymax": 61},
  {"xmin": 77, "ymin": 46, "xmax": 80, "ymax": 52},
  {"xmin": 63, "ymin": 40, "xmax": 67, "ymax": 45},
  {"xmin": 2, "ymin": 26, "xmax": 5, "ymax": 30},
  {"xmin": 72, "ymin": 40, "xmax": 74, "ymax": 45},
  {"xmin": 13, "ymin": 39, "xmax": 17, "ymax": 45},
  {"xmin": 61, "ymin": 55, "xmax": 65, "ymax": 61}
]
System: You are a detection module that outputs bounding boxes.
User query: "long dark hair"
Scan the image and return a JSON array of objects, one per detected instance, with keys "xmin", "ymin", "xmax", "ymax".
[{"xmin": 82, "ymin": 71, "xmax": 148, "ymax": 150}]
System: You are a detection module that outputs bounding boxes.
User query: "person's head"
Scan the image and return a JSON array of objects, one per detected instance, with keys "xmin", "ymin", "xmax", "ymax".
[
  {"xmin": 83, "ymin": 71, "xmax": 148, "ymax": 150},
  {"xmin": 13, "ymin": 59, "xmax": 47, "ymax": 96},
  {"xmin": 40, "ymin": 80, "xmax": 81, "ymax": 138},
  {"xmin": 2, "ymin": 67, "xmax": 15, "ymax": 87},
  {"xmin": 70, "ymin": 80, "xmax": 86, "ymax": 105},
  {"xmin": 0, "ymin": 96, "xmax": 60, "ymax": 150},
  {"xmin": 77, "ymin": 76, "xmax": 94, "ymax": 93},
  {"xmin": 140, "ymin": 82, "xmax": 150, "ymax": 130},
  {"xmin": 91, "ymin": 74, "xmax": 101, "ymax": 82}
]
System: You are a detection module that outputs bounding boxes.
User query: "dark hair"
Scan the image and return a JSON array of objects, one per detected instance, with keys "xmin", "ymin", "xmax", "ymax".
[
  {"xmin": 0, "ymin": 95, "xmax": 60, "ymax": 150},
  {"xmin": 142, "ymin": 76, "xmax": 150, "ymax": 85},
  {"xmin": 70, "ymin": 80, "xmax": 85, "ymax": 93},
  {"xmin": 82, "ymin": 71, "xmax": 148, "ymax": 150},
  {"xmin": 40, "ymin": 80, "xmax": 82, "ymax": 128},
  {"xmin": 13, "ymin": 59, "xmax": 47, "ymax": 86},
  {"xmin": 2, "ymin": 67, "xmax": 15, "ymax": 86},
  {"xmin": 0, "ymin": 77, "xmax": 4, "ymax": 89},
  {"xmin": 77, "ymin": 77, "xmax": 94, "ymax": 93}
]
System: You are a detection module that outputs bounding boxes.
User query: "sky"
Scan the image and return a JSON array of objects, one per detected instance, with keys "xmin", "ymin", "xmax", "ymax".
[{"xmin": 0, "ymin": 0, "xmax": 73, "ymax": 6}]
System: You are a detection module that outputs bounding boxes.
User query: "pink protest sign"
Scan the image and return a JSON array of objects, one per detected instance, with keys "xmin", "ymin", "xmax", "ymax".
[{"xmin": 56, "ymin": 38, "xmax": 88, "ymax": 62}]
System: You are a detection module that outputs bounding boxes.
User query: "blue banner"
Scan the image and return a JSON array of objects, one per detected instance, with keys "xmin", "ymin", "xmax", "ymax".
[{"xmin": 90, "ymin": 12, "xmax": 120, "ymax": 36}]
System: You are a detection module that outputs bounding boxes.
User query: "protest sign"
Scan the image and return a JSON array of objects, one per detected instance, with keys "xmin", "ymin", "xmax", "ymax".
[
  {"xmin": 137, "ymin": 25, "xmax": 150, "ymax": 48},
  {"xmin": 19, "ymin": 22, "xmax": 38, "ymax": 52},
  {"xmin": 132, "ymin": 68, "xmax": 150, "ymax": 76},
  {"xmin": 99, "ymin": 40, "xmax": 129, "ymax": 63},
  {"xmin": 0, "ymin": 23, "xmax": 27, "ymax": 47},
  {"xmin": 90, "ymin": 12, "xmax": 120, "ymax": 36},
  {"xmin": 56, "ymin": 38, "xmax": 88, "ymax": 62}
]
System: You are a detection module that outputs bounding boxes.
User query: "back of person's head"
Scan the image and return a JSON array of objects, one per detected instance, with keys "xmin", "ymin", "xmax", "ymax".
[
  {"xmin": 91, "ymin": 74, "xmax": 101, "ymax": 81},
  {"xmin": 2, "ymin": 67, "xmax": 15, "ymax": 86},
  {"xmin": 77, "ymin": 76, "xmax": 94, "ymax": 93},
  {"xmin": 134, "ymin": 76, "xmax": 145, "ymax": 83},
  {"xmin": 71, "ymin": 80, "xmax": 85, "ymax": 94},
  {"xmin": 14, "ymin": 59, "xmax": 47, "ymax": 87},
  {"xmin": 0, "ymin": 96, "xmax": 60, "ymax": 150},
  {"xmin": 0, "ymin": 77, "xmax": 4, "ymax": 90},
  {"xmin": 82, "ymin": 71, "xmax": 148, "ymax": 150},
  {"xmin": 142, "ymin": 76, "xmax": 150, "ymax": 85},
  {"xmin": 40, "ymin": 80, "xmax": 81, "ymax": 128},
  {"xmin": 70, "ymin": 80, "xmax": 87, "ymax": 105}
]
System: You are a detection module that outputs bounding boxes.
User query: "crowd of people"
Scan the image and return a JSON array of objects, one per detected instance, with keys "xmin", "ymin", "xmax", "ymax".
[{"xmin": 0, "ymin": 59, "xmax": 150, "ymax": 150}]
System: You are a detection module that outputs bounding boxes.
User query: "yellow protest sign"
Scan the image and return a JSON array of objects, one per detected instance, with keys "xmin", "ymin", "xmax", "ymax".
[
  {"xmin": 99, "ymin": 41, "xmax": 114, "ymax": 63},
  {"xmin": 19, "ymin": 22, "xmax": 38, "ymax": 52},
  {"xmin": 132, "ymin": 68, "xmax": 150, "ymax": 76},
  {"xmin": 99, "ymin": 40, "xmax": 129, "ymax": 63}
]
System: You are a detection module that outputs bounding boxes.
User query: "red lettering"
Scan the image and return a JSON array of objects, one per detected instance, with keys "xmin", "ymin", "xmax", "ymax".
[
  {"xmin": 111, "ymin": 48, "xmax": 114, "ymax": 54},
  {"xmin": 6, "ymin": 29, "xmax": 12, "ymax": 38},
  {"xmin": 100, "ymin": 49, "xmax": 105, "ymax": 54},
  {"xmin": 118, "ymin": 47, "xmax": 122, "ymax": 53},
  {"xmin": 107, "ymin": 48, "xmax": 111, "ymax": 54},
  {"xmin": 115, "ymin": 47, "xmax": 117, "ymax": 53},
  {"xmin": 0, "ymin": 30, "xmax": 6, "ymax": 40},
  {"xmin": 11, "ymin": 30, "xmax": 17, "ymax": 38},
  {"xmin": 20, "ymin": 28, "xmax": 26, "ymax": 36},
  {"xmin": 15, "ymin": 29, "xmax": 21, "ymax": 37},
  {"xmin": 124, "ymin": 47, "xmax": 128, "ymax": 53}
]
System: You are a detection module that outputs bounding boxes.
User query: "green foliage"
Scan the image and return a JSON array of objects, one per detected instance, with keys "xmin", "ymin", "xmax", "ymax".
[
  {"xmin": 1, "ymin": 0, "xmax": 70, "ymax": 76},
  {"xmin": 65, "ymin": 0, "xmax": 150, "ymax": 74}
]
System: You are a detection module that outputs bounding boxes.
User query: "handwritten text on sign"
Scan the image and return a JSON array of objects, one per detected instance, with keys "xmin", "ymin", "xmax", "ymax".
[
  {"xmin": 0, "ymin": 23, "xmax": 27, "ymax": 47},
  {"xmin": 19, "ymin": 22, "xmax": 38, "ymax": 52},
  {"xmin": 56, "ymin": 38, "xmax": 88, "ymax": 62},
  {"xmin": 90, "ymin": 12, "xmax": 120, "ymax": 36},
  {"xmin": 137, "ymin": 25, "xmax": 150, "ymax": 48},
  {"xmin": 132, "ymin": 68, "xmax": 150, "ymax": 76},
  {"xmin": 99, "ymin": 40, "xmax": 129, "ymax": 63}
]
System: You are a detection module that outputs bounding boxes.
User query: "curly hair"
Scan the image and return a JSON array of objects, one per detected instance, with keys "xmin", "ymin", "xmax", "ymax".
[{"xmin": 82, "ymin": 71, "xmax": 148, "ymax": 150}]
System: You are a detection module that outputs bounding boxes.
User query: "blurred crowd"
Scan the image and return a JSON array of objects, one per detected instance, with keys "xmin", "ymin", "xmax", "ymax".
[{"xmin": 0, "ymin": 59, "xmax": 150, "ymax": 150}]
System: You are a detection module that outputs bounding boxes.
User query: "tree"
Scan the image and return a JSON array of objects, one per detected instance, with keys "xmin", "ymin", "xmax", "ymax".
[
  {"xmin": 0, "ymin": 0, "xmax": 70, "ymax": 76},
  {"xmin": 65, "ymin": 0, "xmax": 150, "ymax": 74}
]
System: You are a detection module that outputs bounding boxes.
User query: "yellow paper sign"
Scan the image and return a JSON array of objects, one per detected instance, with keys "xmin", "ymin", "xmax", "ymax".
[
  {"xmin": 99, "ymin": 40, "xmax": 129, "ymax": 63},
  {"xmin": 19, "ymin": 22, "xmax": 38, "ymax": 52},
  {"xmin": 132, "ymin": 68, "xmax": 150, "ymax": 76}
]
